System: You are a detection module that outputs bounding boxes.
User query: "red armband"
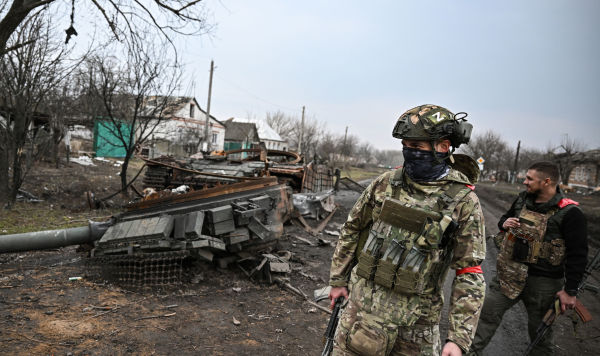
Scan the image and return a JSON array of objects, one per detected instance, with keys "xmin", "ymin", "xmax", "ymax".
[
  {"xmin": 456, "ymin": 265, "xmax": 483, "ymax": 276},
  {"xmin": 558, "ymin": 198, "xmax": 579, "ymax": 208},
  {"xmin": 465, "ymin": 184, "xmax": 475, "ymax": 191}
]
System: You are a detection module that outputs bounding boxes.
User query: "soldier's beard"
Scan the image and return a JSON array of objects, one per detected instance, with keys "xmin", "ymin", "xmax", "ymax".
[{"xmin": 402, "ymin": 147, "xmax": 449, "ymax": 182}]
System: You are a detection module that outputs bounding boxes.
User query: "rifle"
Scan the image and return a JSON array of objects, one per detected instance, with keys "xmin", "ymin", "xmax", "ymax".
[
  {"xmin": 322, "ymin": 297, "xmax": 345, "ymax": 356},
  {"xmin": 524, "ymin": 248, "xmax": 600, "ymax": 355}
]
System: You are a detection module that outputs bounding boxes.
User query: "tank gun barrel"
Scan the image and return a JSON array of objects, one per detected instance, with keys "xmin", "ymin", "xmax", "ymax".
[{"xmin": 0, "ymin": 221, "xmax": 112, "ymax": 254}]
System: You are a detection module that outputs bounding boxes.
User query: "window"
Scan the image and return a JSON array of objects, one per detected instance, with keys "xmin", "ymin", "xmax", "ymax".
[
  {"xmin": 573, "ymin": 166, "xmax": 589, "ymax": 182},
  {"xmin": 190, "ymin": 104, "xmax": 195, "ymax": 118},
  {"xmin": 212, "ymin": 133, "xmax": 217, "ymax": 144}
]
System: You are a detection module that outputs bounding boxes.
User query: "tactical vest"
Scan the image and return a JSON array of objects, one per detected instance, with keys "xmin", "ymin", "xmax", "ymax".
[
  {"xmin": 355, "ymin": 169, "xmax": 472, "ymax": 296},
  {"xmin": 496, "ymin": 192, "xmax": 576, "ymax": 299}
]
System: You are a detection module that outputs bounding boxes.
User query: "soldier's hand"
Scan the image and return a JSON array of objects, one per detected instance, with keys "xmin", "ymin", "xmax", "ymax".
[
  {"xmin": 556, "ymin": 290, "xmax": 576, "ymax": 313},
  {"xmin": 502, "ymin": 217, "xmax": 520, "ymax": 230},
  {"xmin": 329, "ymin": 286, "xmax": 348, "ymax": 309},
  {"xmin": 441, "ymin": 341, "xmax": 462, "ymax": 356}
]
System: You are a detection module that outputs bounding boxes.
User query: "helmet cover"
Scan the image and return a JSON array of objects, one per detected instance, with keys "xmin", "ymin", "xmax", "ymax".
[{"xmin": 392, "ymin": 104, "xmax": 472, "ymax": 148}]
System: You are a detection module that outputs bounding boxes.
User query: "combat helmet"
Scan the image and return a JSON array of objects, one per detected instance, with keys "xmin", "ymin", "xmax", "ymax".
[{"xmin": 392, "ymin": 104, "xmax": 472, "ymax": 149}]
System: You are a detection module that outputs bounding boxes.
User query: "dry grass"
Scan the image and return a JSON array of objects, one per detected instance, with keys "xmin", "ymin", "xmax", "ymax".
[
  {"xmin": 340, "ymin": 166, "xmax": 389, "ymax": 182},
  {"xmin": 0, "ymin": 202, "xmax": 116, "ymax": 235}
]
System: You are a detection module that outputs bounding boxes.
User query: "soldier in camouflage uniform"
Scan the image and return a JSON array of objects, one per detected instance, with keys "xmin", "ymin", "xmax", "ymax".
[
  {"xmin": 468, "ymin": 161, "xmax": 588, "ymax": 356},
  {"xmin": 328, "ymin": 105, "xmax": 486, "ymax": 356}
]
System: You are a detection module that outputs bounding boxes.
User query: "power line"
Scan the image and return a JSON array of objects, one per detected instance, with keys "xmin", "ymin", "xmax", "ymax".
[{"xmin": 213, "ymin": 73, "xmax": 301, "ymax": 114}]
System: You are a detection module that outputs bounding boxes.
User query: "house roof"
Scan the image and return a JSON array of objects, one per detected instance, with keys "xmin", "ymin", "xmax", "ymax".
[
  {"xmin": 224, "ymin": 120, "xmax": 260, "ymax": 142},
  {"xmin": 230, "ymin": 117, "xmax": 285, "ymax": 142},
  {"xmin": 574, "ymin": 149, "xmax": 600, "ymax": 163},
  {"xmin": 144, "ymin": 96, "xmax": 224, "ymax": 125}
]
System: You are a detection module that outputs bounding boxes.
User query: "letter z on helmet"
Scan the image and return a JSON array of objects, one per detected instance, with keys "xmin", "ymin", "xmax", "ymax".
[{"xmin": 392, "ymin": 104, "xmax": 472, "ymax": 148}]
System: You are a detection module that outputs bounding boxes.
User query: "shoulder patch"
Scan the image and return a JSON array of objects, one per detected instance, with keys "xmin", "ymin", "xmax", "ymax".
[{"xmin": 558, "ymin": 198, "xmax": 579, "ymax": 208}]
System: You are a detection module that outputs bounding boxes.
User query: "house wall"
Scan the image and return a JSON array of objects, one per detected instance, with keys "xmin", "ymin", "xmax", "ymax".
[
  {"xmin": 263, "ymin": 139, "xmax": 288, "ymax": 151},
  {"xmin": 568, "ymin": 163, "xmax": 599, "ymax": 189},
  {"xmin": 65, "ymin": 124, "xmax": 94, "ymax": 154},
  {"xmin": 144, "ymin": 99, "xmax": 225, "ymax": 157}
]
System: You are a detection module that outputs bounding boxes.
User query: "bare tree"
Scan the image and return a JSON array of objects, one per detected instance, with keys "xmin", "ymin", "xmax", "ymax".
[
  {"xmin": 266, "ymin": 110, "xmax": 296, "ymax": 141},
  {"xmin": 317, "ymin": 132, "xmax": 337, "ymax": 163},
  {"xmin": 338, "ymin": 133, "xmax": 358, "ymax": 161},
  {"xmin": 374, "ymin": 149, "xmax": 403, "ymax": 168},
  {"xmin": 292, "ymin": 116, "xmax": 324, "ymax": 160},
  {"xmin": 356, "ymin": 142, "xmax": 374, "ymax": 166},
  {"xmin": 517, "ymin": 147, "xmax": 546, "ymax": 173},
  {"xmin": 0, "ymin": 13, "xmax": 74, "ymax": 206},
  {"xmin": 0, "ymin": 0, "xmax": 212, "ymax": 56},
  {"xmin": 84, "ymin": 38, "xmax": 181, "ymax": 195},
  {"xmin": 547, "ymin": 134, "xmax": 587, "ymax": 184},
  {"xmin": 463, "ymin": 130, "xmax": 512, "ymax": 179},
  {"xmin": 41, "ymin": 81, "xmax": 81, "ymax": 167},
  {"xmin": 266, "ymin": 110, "xmax": 325, "ymax": 160}
]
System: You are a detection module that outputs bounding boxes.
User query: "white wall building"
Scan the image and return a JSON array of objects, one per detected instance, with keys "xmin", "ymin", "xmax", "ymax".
[{"xmin": 146, "ymin": 97, "xmax": 225, "ymax": 157}]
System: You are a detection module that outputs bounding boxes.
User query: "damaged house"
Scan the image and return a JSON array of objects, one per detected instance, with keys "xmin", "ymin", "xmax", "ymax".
[
  {"xmin": 229, "ymin": 117, "xmax": 288, "ymax": 151},
  {"xmin": 223, "ymin": 119, "xmax": 260, "ymax": 151},
  {"xmin": 141, "ymin": 96, "xmax": 225, "ymax": 158},
  {"xmin": 566, "ymin": 149, "xmax": 600, "ymax": 191},
  {"xmin": 63, "ymin": 96, "xmax": 226, "ymax": 158}
]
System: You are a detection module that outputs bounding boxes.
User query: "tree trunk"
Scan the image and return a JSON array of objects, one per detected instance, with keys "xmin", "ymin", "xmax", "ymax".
[
  {"xmin": 53, "ymin": 128, "xmax": 60, "ymax": 168},
  {"xmin": 0, "ymin": 0, "xmax": 38, "ymax": 54},
  {"xmin": 120, "ymin": 153, "xmax": 130, "ymax": 197},
  {"xmin": 0, "ymin": 143, "xmax": 9, "ymax": 205},
  {"xmin": 8, "ymin": 108, "xmax": 28, "ymax": 206}
]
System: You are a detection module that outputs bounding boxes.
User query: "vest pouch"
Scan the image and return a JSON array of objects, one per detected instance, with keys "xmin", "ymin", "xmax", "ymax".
[
  {"xmin": 374, "ymin": 240, "xmax": 405, "ymax": 288},
  {"xmin": 512, "ymin": 236, "xmax": 530, "ymax": 262},
  {"xmin": 493, "ymin": 231, "xmax": 506, "ymax": 249},
  {"xmin": 346, "ymin": 317, "xmax": 398, "ymax": 356},
  {"xmin": 497, "ymin": 250, "xmax": 528, "ymax": 299},
  {"xmin": 356, "ymin": 232, "xmax": 384, "ymax": 280},
  {"xmin": 544, "ymin": 239, "xmax": 566, "ymax": 266},
  {"xmin": 374, "ymin": 259, "xmax": 397, "ymax": 289},
  {"xmin": 393, "ymin": 247, "xmax": 427, "ymax": 295},
  {"xmin": 502, "ymin": 231, "xmax": 516, "ymax": 257},
  {"xmin": 356, "ymin": 252, "xmax": 378, "ymax": 280}
]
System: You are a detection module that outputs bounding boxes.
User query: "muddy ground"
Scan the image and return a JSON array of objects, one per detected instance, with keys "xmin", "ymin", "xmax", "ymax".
[{"xmin": 1, "ymin": 159, "xmax": 599, "ymax": 355}]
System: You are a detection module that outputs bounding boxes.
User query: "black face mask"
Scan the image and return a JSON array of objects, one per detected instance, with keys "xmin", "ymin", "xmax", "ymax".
[{"xmin": 402, "ymin": 147, "xmax": 449, "ymax": 182}]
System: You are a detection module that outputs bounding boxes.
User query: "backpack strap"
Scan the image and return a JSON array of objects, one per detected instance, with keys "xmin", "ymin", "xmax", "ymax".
[
  {"xmin": 435, "ymin": 182, "xmax": 472, "ymax": 216},
  {"xmin": 385, "ymin": 168, "xmax": 404, "ymax": 199}
]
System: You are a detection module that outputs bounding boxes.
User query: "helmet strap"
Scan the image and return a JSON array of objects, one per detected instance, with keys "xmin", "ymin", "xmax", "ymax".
[{"xmin": 431, "ymin": 139, "xmax": 455, "ymax": 164}]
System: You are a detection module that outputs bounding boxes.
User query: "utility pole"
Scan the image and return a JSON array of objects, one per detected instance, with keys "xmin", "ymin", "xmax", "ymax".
[
  {"xmin": 298, "ymin": 106, "xmax": 305, "ymax": 155},
  {"xmin": 512, "ymin": 140, "xmax": 521, "ymax": 184},
  {"xmin": 203, "ymin": 60, "xmax": 214, "ymax": 152},
  {"xmin": 343, "ymin": 126, "xmax": 348, "ymax": 158}
]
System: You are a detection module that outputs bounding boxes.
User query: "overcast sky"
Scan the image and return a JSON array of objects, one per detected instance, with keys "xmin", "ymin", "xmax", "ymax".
[{"xmin": 141, "ymin": 1, "xmax": 600, "ymax": 151}]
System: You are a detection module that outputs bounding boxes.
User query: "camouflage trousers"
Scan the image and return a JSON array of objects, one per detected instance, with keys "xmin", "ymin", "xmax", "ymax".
[
  {"xmin": 333, "ymin": 297, "xmax": 440, "ymax": 356},
  {"xmin": 467, "ymin": 274, "xmax": 563, "ymax": 356}
]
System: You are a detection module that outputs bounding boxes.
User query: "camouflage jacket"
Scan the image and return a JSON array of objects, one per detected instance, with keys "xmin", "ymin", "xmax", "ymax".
[{"xmin": 329, "ymin": 169, "xmax": 486, "ymax": 351}]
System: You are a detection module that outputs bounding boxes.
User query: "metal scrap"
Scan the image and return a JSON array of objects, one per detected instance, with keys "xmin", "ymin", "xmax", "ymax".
[{"xmin": 338, "ymin": 177, "xmax": 366, "ymax": 193}]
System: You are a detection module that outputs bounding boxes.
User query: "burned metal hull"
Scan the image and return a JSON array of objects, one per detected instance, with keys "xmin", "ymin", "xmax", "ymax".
[{"xmin": 93, "ymin": 177, "xmax": 293, "ymax": 258}]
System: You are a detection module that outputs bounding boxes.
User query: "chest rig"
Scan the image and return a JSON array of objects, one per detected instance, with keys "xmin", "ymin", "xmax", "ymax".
[
  {"xmin": 355, "ymin": 170, "xmax": 471, "ymax": 296},
  {"xmin": 502, "ymin": 204, "xmax": 568, "ymax": 265},
  {"xmin": 497, "ymin": 204, "xmax": 567, "ymax": 299}
]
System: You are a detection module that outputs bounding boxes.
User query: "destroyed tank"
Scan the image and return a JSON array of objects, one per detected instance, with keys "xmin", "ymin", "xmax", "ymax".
[
  {"xmin": 0, "ymin": 177, "xmax": 293, "ymax": 285},
  {"xmin": 141, "ymin": 148, "xmax": 338, "ymax": 194}
]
